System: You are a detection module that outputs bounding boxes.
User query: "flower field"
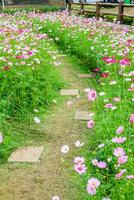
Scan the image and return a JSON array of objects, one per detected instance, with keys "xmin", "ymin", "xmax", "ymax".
[
  {"xmin": 0, "ymin": 12, "xmax": 64, "ymax": 161},
  {"xmin": 0, "ymin": 10, "xmax": 134, "ymax": 199},
  {"xmin": 39, "ymin": 11, "xmax": 134, "ymax": 199}
]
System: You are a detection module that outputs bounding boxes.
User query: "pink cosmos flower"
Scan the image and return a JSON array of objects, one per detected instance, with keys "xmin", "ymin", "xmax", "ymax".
[
  {"xmin": 87, "ymin": 89, "xmax": 97, "ymax": 101},
  {"xmin": 74, "ymin": 163, "xmax": 87, "ymax": 174},
  {"xmin": 126, "ymin": 175, "xmax": 134, "ymax": 179},
  {"xmin": 113, "ymin": 97, "xmax": 121, "ymax": 103},
  {"xmin": 130, "ymin": 114, "xmax": 134, "ymax": 123},
  {"xmin": 92, "ymin": 159, "xmax": 98, "ymax": 166},
  {"xmin": 113, "ymin": 147, "xmax": 126, "ymax": 157},
  {"xmin": 74, "ymin": 156, "xmax": 85, "ymax": 164},
  {"xmin": 96, "ymin": 161, "xmax": 107, "ymax": 169},
  {"xmin": 87, "ymin": 177, "xmax": 100, "ymax": 195},
  {"xmin": 128, "ymin": 84, "xmax": 134, "ymax": 91},
  {"xmin": 112, "ymin": 137, "xmax": 126, "ymax": 144},
  {"xmin": 87, "ymin": 185, "xmax": 96, "ymax": 195},
  {"xmin": 87, "ymin": 120, "xmax": 95, "ymax": 129},
  {"xmin": 105, "ymin": 103, "xmax": 113, "ymax": 108},
  {"xmin": 116, "ymin": 126, "xmax": 124, "ymax": 134},
  {"xmin": 116, "ymin": 169, "xmax": 126, "ymax": 179},
  {"xmin": 118, "ymin": 155, "xmax": 128, "ymax": 165},
  {"xmin": 120, "ymin": 58, "xmax": 131, "ymax": 66}
]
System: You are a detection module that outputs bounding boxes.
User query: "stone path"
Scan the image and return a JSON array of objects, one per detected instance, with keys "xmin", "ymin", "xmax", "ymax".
[
  {"xmin": 77, "ymin": 74, "xmax": 95, "ymax": 78},
  {"xmin": 8, "ymin": 147, "xmax": 44, "ymax": 163},
  {"xmin": 0, "ymin": 53, "xmax": 92, "ymax": 200},
  {"xmin": 60, "ymin": 89, "xmax": 79, "ymax": 96}
]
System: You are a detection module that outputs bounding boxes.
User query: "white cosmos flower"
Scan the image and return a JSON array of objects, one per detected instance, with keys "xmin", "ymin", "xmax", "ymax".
[
  {"xmin": 75, "ymin": 140, "xmax": 84, "ymax": 147},
  {"xmin": 98, "ymin": 143, "xmax": 105, "ymax": 148},
  {"xmin": 34, "ymin": 117, "xmax": 40, "ymax": 124},
  {"xmin": 0, "ymin": 133, "xmax": 3, "ymax": 143},
  {"xmin": 52, "ymin": 196, "xmax": 60, "ymax": 200},
  {"xmin": 109, "ymin": 80, "xmax": 117, "ymax": 85},
  {"xmin": 60, "ymin": 145, "xmax": 69, "ymax": 154}
]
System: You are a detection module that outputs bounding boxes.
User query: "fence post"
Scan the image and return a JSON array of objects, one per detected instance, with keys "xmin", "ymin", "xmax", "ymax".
[
  {"xmin": 96, "ymin": 3, "xmax": 101, "ymax": 20},
  {"xmin": 118, "ymin": 1, "xmax": 124, "ymax": 24},
  {"xmin": 80, "ymin": 1, "xmax": 84, "ymax": 14},
  {"xmin": 68, "ymin": 2, "xmax": 71, "ymax": 13}
]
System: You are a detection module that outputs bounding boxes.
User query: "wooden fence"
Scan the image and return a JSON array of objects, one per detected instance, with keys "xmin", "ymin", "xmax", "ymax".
[{"xmin": 67, "ymin": 2, "xmax": 134, "ymax": 24}]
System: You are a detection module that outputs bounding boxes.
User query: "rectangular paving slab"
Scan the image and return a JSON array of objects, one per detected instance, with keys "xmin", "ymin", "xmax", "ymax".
[
  {"xmin": 74, "ymin": 111, "xmax": 94, "ymax": 120},
  {"xmin": 60, "ymin": 89, "xmax": 79, "ymax": 96},
  {"xmin": 77, "ymin": 74, "xmax": 96, "ymax": 78},
  {"xmin": 8, "ymin": 146, "xmax": 44, "ymax": 163}
]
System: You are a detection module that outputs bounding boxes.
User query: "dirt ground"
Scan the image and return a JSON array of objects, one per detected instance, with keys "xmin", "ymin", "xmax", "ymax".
[{"xmin": 0, "ymin": 55, "xmax": 91, "ymax": 200}]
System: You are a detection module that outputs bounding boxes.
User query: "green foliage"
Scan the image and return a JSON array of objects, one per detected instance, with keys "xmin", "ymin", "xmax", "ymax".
[
  {"xmin": 40, "ymin": 17, "xmax": 134, "ymax": 199},
  {"xmin": 0, "ymin": 5, "xmax": 61, "ymax": 14},
  {"xmin": 0, "ymin": 14, "xmax": 64, "ymax": 162}
]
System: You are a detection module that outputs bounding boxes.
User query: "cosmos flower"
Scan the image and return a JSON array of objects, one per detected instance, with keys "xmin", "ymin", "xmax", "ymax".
[
  {"xmin": 74, "ymin": 163, "xmax": 87, "ymax": 174},
  {"xmin": 74, "ymin": 156, "xmax": 85, "ymax": 164},
  {"xmin": 130, "ymin": 114, "xmax": 134, "ymax": 123},
  {"xmin": 116, "ymin": 126, "xmax": 124, "ymax": 134},
  {"xmin": 87, "ymin": 89, "xmax": 97, "ymax": 101},
  {"xmin": 52, "ymin": 196, "xmax": 60, "ymax": 200},
  {"xmin": 74, "ymin": 140, "xmax": 84, "ymax": 147},
  {"xmin": 126, "ymin": 175, "xmax": 134, "ymax": 179},
  {"xmin": 0, "ymin": 133, "xmax": 3, "ymax": 143},
  {"xmin": 115, "ymin": 169, "xmax": 126, "ymax": 179},
  {"xmin": 118, "ymin": 155, "xmax": 128, "ymax": 165},
  {"xmin": 113, "ymin": 147, "xmax": 126, "ymax": 157},
  {"xmin": 34, "ymin": 117, "xmax": 40, "ymax": 124},
  {"xmin": 60, "ymin": 145, "xmax": 69, "ymax": 154},
  {"xmin": 87, "ymin": 177, "xmax": 101, "ymax": 195},
  {"xmin": 87, "ymin": 120, "xmax": 95, "ymax": 129},
  {"xmin": 112, "ymin": 137, "xmax": 126, "ymax": 144}
]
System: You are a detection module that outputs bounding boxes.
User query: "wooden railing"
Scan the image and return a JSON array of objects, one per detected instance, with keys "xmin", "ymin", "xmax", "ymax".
[{"xmin": 67, "ymin": 2, "xmax": 134, "ymax": 24}]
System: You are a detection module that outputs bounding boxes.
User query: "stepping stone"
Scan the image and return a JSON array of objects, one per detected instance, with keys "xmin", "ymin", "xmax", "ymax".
[
  {"xmin": 8, "ymin": 146, "xmax": 44, "ymax": 163},
  {"xmin": 77, "ymin": 74, "xmax": 95, "ymax": 78},
  {"xmin": 74, "ymin": 111, "xmax": 94, "ymax": 120},
  {"xmin": 57, "ymin": 54, "xmax": 67, "ymax": 57},
  {"xmin": 60, "ymin": 89, "xmax": 79, "ymax": 96}
]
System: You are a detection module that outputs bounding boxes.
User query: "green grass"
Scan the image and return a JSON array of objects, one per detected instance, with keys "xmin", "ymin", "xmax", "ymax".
[
  {"xmin": 0, "ymin": 14, "xmax": 64, "ymax": 163},
  {"xmin": 37, "ymin": 14, "xmax": 134, "ymax": 199}
]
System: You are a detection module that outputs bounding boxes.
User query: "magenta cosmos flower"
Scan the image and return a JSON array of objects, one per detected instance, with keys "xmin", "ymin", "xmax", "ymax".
[
  {"xmin": 102, "ymin": 56, "xmax": 117, "ymax": 64},
  {"xmin": 87, "ymin": 120, "xmax": 95, "ymax": 129},
  {"xmin": 113, "ymin": 147, "xmax": 126, "ymax": 157},
  {"xmin": 87, "ymin": 177, "xmax": 101, "ymax": 195},
  {"xmin": 120, "ymin": 58, "xmax": 131, "ymax": 66},
  {"xmin": 87, "ymin": 89, "xmax": 97, "ymax": 101}
]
